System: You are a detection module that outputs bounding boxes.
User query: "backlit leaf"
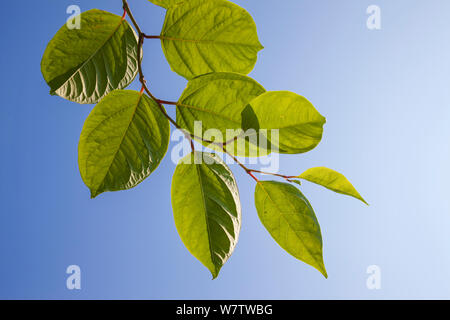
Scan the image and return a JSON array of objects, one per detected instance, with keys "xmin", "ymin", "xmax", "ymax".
[
  {"xmin": 255, "ymin": 181, "xmax": 327, "ymax": 278},
  {"xmin": 78, "ymin": 90, "xmax": 170, "ymax": 198},
  {"xmin": 172, "ymin": 152, "xmax": 241, "ymax": 279},
  {"xmin": 160, "ymin": 0, "xmax": 263, "ymax": 79},
  {"xmin": 41, "ymin": 9, "xmax": 139, "ymax": 104},
  {"xmin": 244, "ymin": 91, "xmax": 326, "ymax": 154},
  {"xmin": 299, "ymin": 167, "xmax": 368, "ymax": 205},
  {"xmin": 176, "ymin": 72, "xmax": 269, "ymax": 156}
]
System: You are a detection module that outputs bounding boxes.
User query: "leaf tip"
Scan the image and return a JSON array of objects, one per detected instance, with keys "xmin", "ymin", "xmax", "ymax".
[
  {"xmin": 356, "ymin": 193, "xmax": 369, "ymax": 206},
  {"xmin": 210, "ymin": 269, "xmax": 220, "ymax": 280},
  {"xmin": 317, "ymin": 263, "xmax": 328, "ymax": 279},
  {"xmin": 90, "ymin": 189, "xmax": 100, "ymax": 199}
]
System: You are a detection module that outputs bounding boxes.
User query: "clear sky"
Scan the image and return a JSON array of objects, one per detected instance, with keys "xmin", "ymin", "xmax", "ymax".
[{"xmin": 1, "ymin": 0, "xmax": 450, "ymax": 299}]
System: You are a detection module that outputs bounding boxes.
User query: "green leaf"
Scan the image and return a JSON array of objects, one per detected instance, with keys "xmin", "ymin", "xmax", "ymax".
[
  {"xmin": 255, "ymin": 181, "xmax": 327, "ymax": 278},
  {"xmin": 78, "ymin": 90, "xmax": 170, "ymax": 198},
  {"xmin": 41, "ymin": 9, "xmax": 139, "ymax": 104},
  {"xmin": 172, "ymin": 152, "xmax": 241, "ymax": 279},
  {"xmin": 148, "ymin": 0, "xmax": 183, "ymax": 8},
  {"xmin": 244, "ymin": 91, "xmax": 326, "ymax": 154},
  {"xmin": 299, "ymin": 167, "xmax": 368, "ymax": 205},
  {"xmin": 176, "ymin": 72, "xmax": 269, "ymax": 156},
  {"xmin": 160, "ymin": 0, "xmax": 263, "ymax": 79}
]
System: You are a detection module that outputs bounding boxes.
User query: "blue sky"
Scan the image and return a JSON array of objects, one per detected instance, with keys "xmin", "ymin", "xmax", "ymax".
[{"xmin": 1, "ymin": 0, "xmax": 450, "ymax": 299}]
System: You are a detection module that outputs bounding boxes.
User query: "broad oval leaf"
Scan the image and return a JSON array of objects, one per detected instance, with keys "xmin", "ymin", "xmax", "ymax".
[
  {"xmin": 160, "ymin": 0, "xmax": 263, "ymax": 79},
  {"xmin": 41, "ymin": 9, "xmax": 139, "ymax": 104},
  {"xmin": 148, "ymin": 0, "xmax": 182, "ymax": 8},
  {"xmin": 299, "ymin": 167, "xmax": 368, "ymax": 205},
  {"xmin": 176, "ymin": 72, "xmax": 268, "ymax": 156},
  {"xmin": 255, "ymin": 181, "xmax": 327, "ymax": 278},
  {"xmin": 172, "ymin": 152, "xmax": 241, "ymax": 279},
  {"xmin": 79, "ymin": 90, "xmax": 170, "ymax": 198},
  {"xmin": 244, "ymin": 91, "xmax": 326, "ymax": 154}
]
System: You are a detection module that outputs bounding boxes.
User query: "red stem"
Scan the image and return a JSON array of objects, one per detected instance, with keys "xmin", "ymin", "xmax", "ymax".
[
  {"xmin": 247, "ymin": 171, "xmax": 259, "ymax": 182},
  {"xmin": 143, "ymin": 34, "xmax": 161, "ymax": 39},
  {"xmin": 156, "ymin": 99, "xmax": 177, "ymax": 106}
]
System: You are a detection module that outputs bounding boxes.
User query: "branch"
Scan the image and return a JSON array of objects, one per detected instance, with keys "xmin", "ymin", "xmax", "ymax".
[
  {"xmin": 221, "ymin": 146, "xmax": 259, "ymax": 182},
  {"xmin": 122, "ymin": 0, "xmax": 294, "ymax": 185}
]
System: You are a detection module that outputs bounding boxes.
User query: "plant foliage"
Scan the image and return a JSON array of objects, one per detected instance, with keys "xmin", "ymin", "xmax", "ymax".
[{"xmin": 41, "ymin": 0, "xmax": 367, "ymax": 279}]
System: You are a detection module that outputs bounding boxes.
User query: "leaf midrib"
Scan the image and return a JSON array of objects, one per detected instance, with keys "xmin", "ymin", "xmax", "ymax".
[
  {"xmin": 160, "ymin": 36, "xmax": 262, "ymax": 48},
  {"xmin": 93, "ymin": 93, "xmax": 144, "ymax": 196},
  {"xmin": 195, "ymin": 160, "xmax": 218, "ymax": 276}
]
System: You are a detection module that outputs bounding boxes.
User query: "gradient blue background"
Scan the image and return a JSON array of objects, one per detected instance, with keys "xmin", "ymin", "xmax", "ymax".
[{"xmin": 1, "ymin": 0, "xmax": 449, "ymax": 299}]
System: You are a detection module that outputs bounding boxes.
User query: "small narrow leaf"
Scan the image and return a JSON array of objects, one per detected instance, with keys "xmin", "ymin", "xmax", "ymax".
[
  {"xmin": 299, "ymin": 167, "xmax": 368, "ymax": 205},
  {"xmin": 172, "ymin": 152, "xmax": 241, "ymax": 279},
  {"xmin": 41, "ymin": 9, "xmax": 139, "ymax": 104},
  {"xmin": 160, "ymin": 0, "xmax": 263, "ymax": 79},
  {"xmin": 255, "ymin": 181, "xmax": 327, "ymax": 278},
  {"xmin": 177, "ymin": 72, "xmax": 268, "ymax": 156},
  {"xmin": 78, "ymin": 90, "xmax": 170, "ymax": 198},
  {"xmin": 244, "ymin": 91, "xmax": 326, "ymax": 154}
]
